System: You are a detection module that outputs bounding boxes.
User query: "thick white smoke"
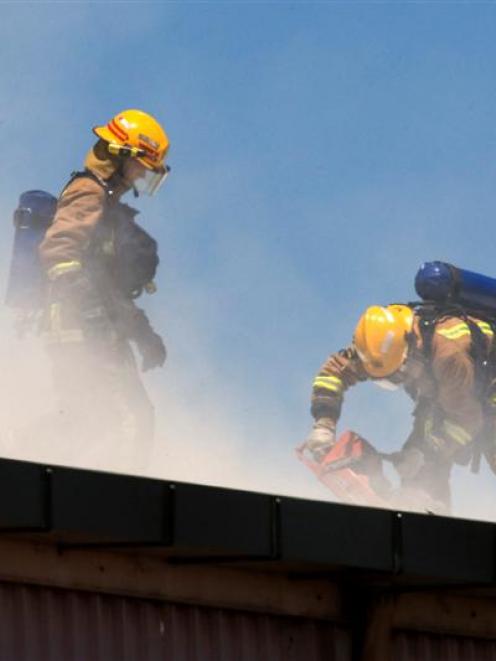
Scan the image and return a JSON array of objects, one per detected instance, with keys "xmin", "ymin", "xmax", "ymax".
[
  {"xmin": 2, "ymin": 225, "xmax": 496, "ymax": 521},
  {"xmin": 0, "ymin": 195, "xmax": 326, "ymax": 502}
]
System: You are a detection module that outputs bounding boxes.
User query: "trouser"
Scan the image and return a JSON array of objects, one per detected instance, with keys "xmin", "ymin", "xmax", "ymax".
[
  {"xmin": 395, "ymin": 430, "xmax": 460, "ymax": 512},
  {"xmin": 400, "ymin": 450, "xmax": 453, "ymax": 511},
  {"xmin": 45, "ymin": 336, "xmax": 154, "ymax": 462}
]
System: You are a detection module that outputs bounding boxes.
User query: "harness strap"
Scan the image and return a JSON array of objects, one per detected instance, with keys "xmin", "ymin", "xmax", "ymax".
[
  {"xmin": 410, "ymin": 303, "xmax": 496, "ymax": 474},
  {"xmin": 63, "ymin": 169, "xmax": 113, "ymax": 198}
]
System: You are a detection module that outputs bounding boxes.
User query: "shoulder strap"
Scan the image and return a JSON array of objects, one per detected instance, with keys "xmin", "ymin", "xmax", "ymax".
[
  {"xmin": 61, "ymin": 169, "xmax": 115, "ymax": 199},
  {"xmin": 410, "ymin": 301, "xmax": 495, "ymax": 361},
  {"xmin": 416, "ymin": 303, "xmax": 496, "ymax": 396},
  {"xmin": 464, "ymin": 317, "xmax": 496, "ymax": 401},
  {"xmin": 411, "ymin": 302, "xmax": 496, "ymax": 474},
  {"xmin": 410, "ymin": 302, "xmax": 441, "ymax": 361}
]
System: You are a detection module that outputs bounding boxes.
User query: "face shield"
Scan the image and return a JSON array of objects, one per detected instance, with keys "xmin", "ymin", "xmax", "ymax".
[
  {"xmin": 373, "ymin": 378, "xmax": 401, "ymax": 391},
  {"xmin": 134, "ymin": 164, "xmax": 171, "ymax": 196}
]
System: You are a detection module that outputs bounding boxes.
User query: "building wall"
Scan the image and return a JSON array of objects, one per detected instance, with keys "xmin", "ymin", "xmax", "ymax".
[
  {"xmin": 394, "ymin": 631, "xmax": 496, "ymax": 661},
  {"xmin": 363, "ymin": 591, "xmax": 496, "ymax": 661},
  {"xmin": 1, "ymin": 537, "xmax": 496, "ymax": 660},
  {"xmin": 0, "ymin": 582, "xmax": 351, "ymax": 661}
]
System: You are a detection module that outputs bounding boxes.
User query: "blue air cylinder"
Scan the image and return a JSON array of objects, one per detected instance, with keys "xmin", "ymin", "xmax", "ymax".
[
  {"xmin": 5, "ymin": 190, "xmax": 57, "ymax": 310},
  {"xmin": 415, "ymin": 261, "xmax": 496, "ymax": 312}
]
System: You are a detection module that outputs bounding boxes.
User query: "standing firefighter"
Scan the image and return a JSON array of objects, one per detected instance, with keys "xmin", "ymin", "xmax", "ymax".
[
  {"xmin": 39, "ymin": 109, "xmax": 169, "ymax": 457},
  {"xmin": 303, "ymin": 303, "xmax": 496, "ymax": 511}
]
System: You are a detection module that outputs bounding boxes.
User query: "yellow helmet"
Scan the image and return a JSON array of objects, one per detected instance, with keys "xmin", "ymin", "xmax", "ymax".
[
  {"xmin": 93, "ymin": 109, "xmax": 170, "ymax": 194},
  {"xmin": 353, "ymin": 305, "xmax": 414, "ymax": 378}
]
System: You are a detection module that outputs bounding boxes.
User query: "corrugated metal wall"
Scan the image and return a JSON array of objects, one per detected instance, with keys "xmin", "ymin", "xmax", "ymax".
[
  {"xmin": 394, "ymin": 631, "xmax": 496, "ymax": 661},
  {"xmin": 0, "ymin": 582, "xmax": 351, "ymax": 661}
]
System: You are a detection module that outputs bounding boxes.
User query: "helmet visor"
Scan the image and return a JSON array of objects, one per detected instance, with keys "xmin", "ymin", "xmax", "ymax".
[{"xmin": 134, "ymin": 164, "xmax": 171, "ymax": 196}]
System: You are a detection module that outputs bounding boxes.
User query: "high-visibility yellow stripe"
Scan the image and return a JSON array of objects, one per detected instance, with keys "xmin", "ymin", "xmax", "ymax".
[
  {"xmin": 46, "ymin": 303, "xmax": 84, "ymax": 344},
  {"xmin": 425, "ymin": 416, "xmax": 473, "ymax": 447},
  {"xmin": 44, "ymin": 329, "xmax": 84, "ymax": 344},
  {"xmin": 313, "ymin": 375, "xmax": 342, "ymax": 386},
  {"xmin": 313, "ymin": 384, "xmax": 341, "ymax": 393},
  {"xmin": 437, "ymin": 327, "xmax": 470, "ymax": 340},
  {"xmin": 476, "ymin": 321, "xmax": 494, "ymax": 337},
  {"xmin": 437, "ymin": 321, "xmax": 494, "ymax": 340},
  {"xmin": 436, "ymin": 322, "xmax": 469, "ymax": 337},
  {"xmin": 313, "ymin": 375, "xmax": 343, "ymax": 393},
  {"xmin": 313, "ymin": 381, "xmax": 342, "ymax": 393},
  {"xmin": 442, "ymin": 419, "xmax": 472, "ymax": 445},
  {"xmin": 47, "ymin": 260, "xmax": 82, "ymax": 280}
]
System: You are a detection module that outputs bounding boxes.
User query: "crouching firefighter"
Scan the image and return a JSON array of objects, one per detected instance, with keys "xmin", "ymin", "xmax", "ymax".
[
  {"xmin": 38, "ymin": 109, "xmax": 170, "ymax": 455},
  {"xmin": 302, "ymin": 302, "xmax": 496, "ymax": 512}
]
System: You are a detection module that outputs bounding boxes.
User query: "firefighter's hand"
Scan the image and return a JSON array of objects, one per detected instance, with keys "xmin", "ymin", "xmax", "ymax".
[
  {"xmin": 136, "ymin": 330, "xmax": 167, "ymax": 371},
  {"xmin": 391, "ymin": 447, "xmax": 425, "ymax": 480},
  {"xmin": 304, "ymin": 419, "xmax": 336, "ymax": 462}
]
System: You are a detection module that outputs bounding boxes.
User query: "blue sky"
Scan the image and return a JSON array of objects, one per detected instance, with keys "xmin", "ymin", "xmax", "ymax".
[{"xmin": 1, "ymin": 2, "xmax": 496, "ymax": 517}]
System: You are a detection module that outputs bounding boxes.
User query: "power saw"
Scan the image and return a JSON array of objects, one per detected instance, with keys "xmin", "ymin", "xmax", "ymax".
[{"xmin": 296, "ymin": 430, "xmax": 392, "ymax": 508}]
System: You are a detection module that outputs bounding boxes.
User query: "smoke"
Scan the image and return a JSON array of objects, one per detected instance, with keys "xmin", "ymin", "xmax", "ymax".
[
  {"xmin": 1, "ymin": 152, "xmax": 496, "ymax": 521},
  {"xmin": 2, "ymin": 207, "xmax": 496, "ymax": 521},
  {"xmin": 0, "ymin": 263, "xmax": 326, "ymax": 503},
  {"xmin": 2, "ymin": 152, "xmax": 496, "ymax": 520},
  {"xmin": 2, "ymin": 2, "xmax": 496, "ymax": 522},
  {"xmin": 0, "ymin": 184, "xmax": 328, "ymax": 502}
]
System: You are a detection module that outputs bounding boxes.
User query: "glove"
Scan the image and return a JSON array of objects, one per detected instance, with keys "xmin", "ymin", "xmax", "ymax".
[
  {"xmin": 129, "ymin": 309, "xmax": 167, "ymax": 371},
  {"xmin": 135, "ymin": 329, "xmax": 167, "ymax": 371},
  {"xmin": 115, "ymin": 304, "xmax": 166, "ymax": 371},
  {"xmin": 304, "ymin": 418, "xmax": 336, "ymax": 462},
  {"xmin": 391, "ymin": 447, "xmax": 425, "ymax": 480}
]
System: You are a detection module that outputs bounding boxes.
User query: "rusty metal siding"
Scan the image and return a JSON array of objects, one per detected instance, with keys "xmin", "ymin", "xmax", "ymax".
[
  {"xmin": 394, "ymin": 631, "xmax": 496, "ymax": 660},
  {"xmin": 0, "ymin": 582, "xmax": 350, "ymax": 661}
]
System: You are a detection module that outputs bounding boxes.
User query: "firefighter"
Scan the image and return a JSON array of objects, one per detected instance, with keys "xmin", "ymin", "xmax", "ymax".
[
  {"xmin": 39, "ymin": 109, "xmax": 169, "ymax": 457},
  {"xmin": 303, "ymin": 304, "xmax": 496, "ymax": 510}
]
